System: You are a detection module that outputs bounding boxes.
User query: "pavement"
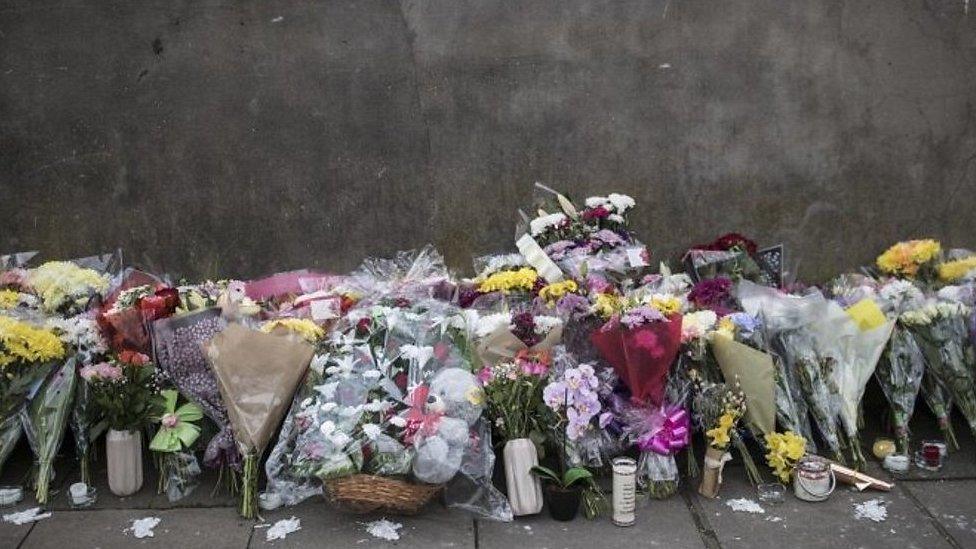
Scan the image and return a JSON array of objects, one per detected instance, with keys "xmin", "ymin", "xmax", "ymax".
[{"xmin": 1, "ymin": 415, "xmax": 975, "ymax": 548}]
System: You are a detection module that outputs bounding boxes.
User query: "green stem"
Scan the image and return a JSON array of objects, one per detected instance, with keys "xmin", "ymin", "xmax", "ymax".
[
  {"xmin": 732, "ymin": 437, "xmax": 763, "ymax": 486},
  {"xmin": 35, "ymin": 460, "xmax": 51, "ymax": 505},
  {"xmin": 240, "ymin": 453, "xmax": 258, "ymax": 519}
]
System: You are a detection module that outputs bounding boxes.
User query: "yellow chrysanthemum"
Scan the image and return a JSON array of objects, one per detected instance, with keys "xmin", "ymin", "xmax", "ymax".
[
  {"xmin": 938, "ymin": 256, "xmax": 976, "ymax": 282},
  {"xmin": 0, "ymin": 315, "xmax": 65, "ymax": 368},
  {"xmin": 261, "ymin": 318, "xmax": 325, "ymax": 343},
  {"xmin": 538, "ymin": 280, "xmax": 579, "ymax": 303},
  {"xmin": 477, "ymin": 268, "xmax": 539, "ymax": 294},
  {"xmin": 876, "ymin": 239, "xmax": 942, "ymax": 278},
  {"xmin": 27, "ymin": 261, "xmax": 109, "ymax": 313},
  {"xmin": 592, "ymin": 293, "xmax": 624, "ymax": 319},
  {"xmin": 764, "ymin": 431, "xmax": 806, "ymax": 483},
  {"xmin": 649, "ymin": 295, "xmax": 681, "ymax": 316},
  {"xmin": 0, "ymin": 290, "xmax": 19, "ymax": 310},
  {"xmin": 713, "ymin": 316, "xmax": 736, "ymax": 339}
]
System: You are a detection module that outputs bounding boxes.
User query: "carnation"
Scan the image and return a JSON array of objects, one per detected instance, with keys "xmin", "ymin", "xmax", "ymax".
[{"xmin": 529, "ymin": 213, "xmax": 568, "ymax": 237}]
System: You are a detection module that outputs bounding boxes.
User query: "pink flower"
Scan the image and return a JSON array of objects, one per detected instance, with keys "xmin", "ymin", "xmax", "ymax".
[
  {"xmin": 0, "ymin": 268, "xmax": 27, "ymax": 288},
  {"xmin": 476, "ymin": 367, "xmax": 494, "ymax": 385},
  {"xmin": 79, "ymin": 365, "xmax": 99, "ymax": 382},
  {"xmin": 95, "ymin": 362, "xmax": 123, "ymax": 381},
  {"xmin": 161, "ymin": 413, "xmax": 180, "ymax": 428}
]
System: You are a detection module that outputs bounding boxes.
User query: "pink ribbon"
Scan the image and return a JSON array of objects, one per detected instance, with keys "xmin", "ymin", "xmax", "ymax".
[{"xmin": 638, "ymin": 407, "xmax": 690, "ymax": 456}]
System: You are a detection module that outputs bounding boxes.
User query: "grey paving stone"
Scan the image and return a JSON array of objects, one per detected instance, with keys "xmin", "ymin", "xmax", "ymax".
[
  {"xmin": 902, "ymin": 479, "xmax": 976, "ymax": 549},
  {"xmin": 21, "ymin": 507, "xmax": 252, "ymax": 549},
  {"xmin": 476, "ymin": 493, "xmax": 706, "ymax": 549},
  {"xmin": 693, "ymin": 469, "xmax": 955, "ymax": 548},
  {"xmin": 0, "ymin": 519, "xmax": 32, "ymax": 548},
  {"xmin": 249, "ymin": 501, "xmax": 475, "ymax": 548}
]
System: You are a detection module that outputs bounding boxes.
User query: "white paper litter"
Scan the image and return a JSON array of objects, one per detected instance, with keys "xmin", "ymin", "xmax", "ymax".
[
  {"xmin": 725, "ymin": 498, "xmax": 765, "ymax": 514},
  {"xmin": 365, "ymin": 519, "xmax": 403, "ymax": 541},
  {"xmin": 3, "ymin": 507, "xmax": 51, "ymax": 525},
  {"xmin": 854, "ymin": 499, "xmax": 887, "ymax": 522},
  {"xmin": 266, "ymin": 517, "xmax": 302, "ymax": 542},
  {"xmin": 128, "ymin": 517, "xmax": 161, "ymax": 539}
]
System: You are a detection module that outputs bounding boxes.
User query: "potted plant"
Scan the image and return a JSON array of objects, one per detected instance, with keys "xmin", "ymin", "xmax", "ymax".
[
  {"xmin": 530, "ymin": 465, "xmax": 592, "ymax": 521},
  {"xmin": 81, "ymin": 350, "xmax": 160, "ymax": 496}
]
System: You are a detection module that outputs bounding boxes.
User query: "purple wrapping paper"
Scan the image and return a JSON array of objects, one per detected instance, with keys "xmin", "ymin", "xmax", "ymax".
[{"xmin": 152, "ymin": 308, "xmax": 240, "ymax": 469}]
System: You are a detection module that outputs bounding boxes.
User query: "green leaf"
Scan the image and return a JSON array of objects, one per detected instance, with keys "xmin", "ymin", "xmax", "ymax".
[
  {"xmin": 562, "ymin": 467, "xmax": 593, "ymax": 487},
  {"xmin": 530, "ymin": 465, "xmax": 562, "ymax": 485}
]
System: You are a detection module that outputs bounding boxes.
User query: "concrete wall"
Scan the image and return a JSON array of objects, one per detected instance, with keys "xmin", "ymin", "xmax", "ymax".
[{"xmin": 2, "ymin": 0, "xmax": 975, "ymax": 281}]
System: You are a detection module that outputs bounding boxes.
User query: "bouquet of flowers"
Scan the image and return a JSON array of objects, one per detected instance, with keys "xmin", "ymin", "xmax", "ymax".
[
  {"xmin": 46, "ymin": 314, "xmax": 109, "ymax": 484},
  {"xmin": 98, "ymin": 273, "xmax": 179, "ymax": 354},
  {"xmin": 518, "ymin": 184, "xmax": 648, "ymax": 281},
  {"xmin": 0, "ymin": 316, "xmax": 65, "ymax": 477},
  {"xmin": 684, "ymin": 233, "xmax": 781, "ymax": 286},
  {"xmin": 872, "ymin": 278, "xmax": 928, "ymax": 452},
  {"xmin": 482, "ymin": 350, "xmax": 551, "ymax": 443},
  {"xmin": 22, "ymin": 359, "xmax": 76, "ymax": 504},
  {"xmin": 82, "ymin": 351, "xmax": 160, "ymax": 432},
  {"xmin": 694, "ymin": 378, "xmax": 747, "ymax": 498},
  {"xmin": 475, "ymin": 310, "xmax": 563, "ymax": 368},
  {"xmin": 875, "ymin": 239, "xmax": 942, "ymax": 280},
  {"xmin": 149, "ymin": 389, "xmax": 204, "ymax": 501},
  {"xmin": 901, "ymin": 300, "xmax": 976, "ymax": 443},
  {"xmin": 764, "ymin": 431, "xmax": 806, "ymax": 483},
  {"xmin": 206, "ymin": 323, "xmax": 315, "ymax": 518},
  {"xmin": 26, "ymin": 261, "xmax": 110, "ymax": 315},
  {"xmin": 591, "ymin": 297, "xmax": 683, "ymax": 408}
]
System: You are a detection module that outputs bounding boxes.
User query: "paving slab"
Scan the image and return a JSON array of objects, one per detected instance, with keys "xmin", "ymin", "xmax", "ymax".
[
  {"xmin": 693, "ymin": 469, "xmax": 954, "ymax": 549},
  {"xmin": 902, "ymin": 479, "xmax": 976, "ymax": 548},
  {"xmin": 476, "ymin": 492, "xmax": 705, "ymax": 549},
  {"xmin": 249, "ymin": 500, "xmax": 475, "ymax": 548},
  {"xmin": 21, "ymin": 506, "xmax": 252, "ymax": 549},
  {"xmin": 0, "ymin": 518, "xmax": 33, "ymax": 548}
]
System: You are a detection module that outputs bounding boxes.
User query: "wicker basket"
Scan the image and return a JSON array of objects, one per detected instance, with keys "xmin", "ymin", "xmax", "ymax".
[{"xmin": 324, "ymin": 475, "xmax": 443, "ymax": 515}]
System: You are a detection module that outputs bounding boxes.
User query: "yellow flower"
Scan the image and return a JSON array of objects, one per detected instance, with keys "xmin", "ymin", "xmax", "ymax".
[
  {"xmin": 764, "ymin": 431, "xmax": 806, "ymax": 483},
  {"xmin": 0, "ymin": 290, "xmax": 19, "ymax": 310},
  {"xmin": 649, "ymin": 295, "xmax": 681, "ymax": 316},
  {"xmin": 713, "ymin": 316, "xmax": 736, "ymax": 339},
  {"xmin": 477, "ymin": 268, "xmax": 539, "ymax": 294},
  {"xmin": 261, "ymin": 318, "xmax": 324, "ymax": 343},
  {"xmin": 0, "ymin": 316, "xmax": 66, "ymax": 368},
  {"xmin": 592, "ymin": 293, "xmax": 623, "ymax": 318},
  {"xmin": 938, "ymin": 256, "xmax": 976, "ymax": 282},
  {"xmin": 465, "ymin": 386, "xmax": 485, "ymax": 406},
  {"xmin": 538, "ymin": 280, "xmax": 578, "ymax": 303},
  {"xmin": 706, "ymin": 412, "xmax": 736, "ymax": 449},
  {"xmin": 27, "ymin": 261, "xmax": 109, "ymax": 313},
  {"xmin": 876, "ymin": 239, "xmax": 942, "ymax": 278}
]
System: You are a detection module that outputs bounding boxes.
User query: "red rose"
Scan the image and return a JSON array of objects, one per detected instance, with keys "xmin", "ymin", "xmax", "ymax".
[
  {"xmin": 582, "ymin": 205, "xmax": 610, "ymax": 221},
  {"xmin": 356, "ymin": 317, "xmax": 372, "ymax": 336},
  {"xmin": 119, "ymin": 350, "xmax": 150, "ymax": 366}
]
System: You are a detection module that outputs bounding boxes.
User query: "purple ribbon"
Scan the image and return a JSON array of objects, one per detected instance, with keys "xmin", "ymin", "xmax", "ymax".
[{"xmin": 638, "ymin": 407, "xmax": 690, "ymax": 456}]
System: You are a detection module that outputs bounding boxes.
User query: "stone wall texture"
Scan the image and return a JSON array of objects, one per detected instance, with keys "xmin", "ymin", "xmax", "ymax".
[{"xmin": 2, "ymin": 0, "xmax": 975, "ymax": 280}]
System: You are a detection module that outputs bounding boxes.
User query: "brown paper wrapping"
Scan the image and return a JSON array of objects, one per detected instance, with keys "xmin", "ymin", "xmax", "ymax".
[
  {"xmin": 207, "ymin": 323, "xmax": 314, "ymax": 454},
  {"xmin": 476, "ymin": 323, "xmax": 563, "ymax": 366},
  {"xmin": 829, "ymin": 462, "xmax": 893, "ymax": 492},
  {"xmin": 711, "ymin": 336, "xmax": 776, "ymax": 434},
  {"xmin": 698, "ymin": 446, "xmax": 730, "ymax": 499}
]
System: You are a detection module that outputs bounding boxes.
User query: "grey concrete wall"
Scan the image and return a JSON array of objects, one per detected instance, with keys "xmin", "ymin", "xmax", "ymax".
[{"xmin": 2, "ymin": 0, "xmax": 975, "ymax": 281}]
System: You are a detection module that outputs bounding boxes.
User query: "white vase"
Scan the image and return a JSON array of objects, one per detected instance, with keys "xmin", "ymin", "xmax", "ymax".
[
  {"xmin": 106, "ymin": 429, "xmax": 143, "ymax": 497},
  {"xmin": 503, "ymin": 438, "xmax": 543, "ymax": 516}
]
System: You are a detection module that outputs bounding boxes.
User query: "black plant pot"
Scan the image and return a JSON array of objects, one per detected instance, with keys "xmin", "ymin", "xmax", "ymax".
[{"xmin": 545, "ymin": 485, "xmax": 582, "ymax": 521}]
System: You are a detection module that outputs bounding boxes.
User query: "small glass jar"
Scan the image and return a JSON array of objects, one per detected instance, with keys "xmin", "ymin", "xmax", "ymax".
[
  {"xmin": 914, "ymin": 440, "xmax": 945, "ymax": 472},
  {"xmin": 756, "ymin": 483, "xmax": 786, "ymax": 505}
]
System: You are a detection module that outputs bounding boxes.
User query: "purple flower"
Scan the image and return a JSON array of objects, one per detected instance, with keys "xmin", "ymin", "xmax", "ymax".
[
  {"xmin": 543, "ymin": 381, "xmax": 567, "ymax": 410},
  {"xmin": 599, "ymin": 412, "xmax": 614, "ymax": 429},
  {"xmin": 555, "ymin": 293, "xmax": 590, "ymax": 319},
  {"xmin": 591, "ymin": 229, "xmax": 625, "ymax": 248},
  {"xmin": 510, "ymin": 312, "xmax": 541, "ymax": 347},
  {"xmin": 620, "ymin": 306, "xmax": 665, "ymax": 328},
  {"xmin": 544, "ymin": 240, "xmax": 578, "ymax": 260},
  {"xmin": 688, "ymin": 277, "xmax": 735, "ymax": 315},
  {"xmin": 728, "ymin": 312, "xmax": 760, "ymax": 335}
]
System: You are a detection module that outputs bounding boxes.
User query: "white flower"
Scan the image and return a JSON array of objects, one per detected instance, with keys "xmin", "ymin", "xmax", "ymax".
[
  {"xmin": 607, "ymin": 193, "xmax": 636, "ymax": 213},
  {"xmin": 329, "ymin": 431, "xmax": 351, "ymax": 447},
  {"xmin": 362, "ymin": 370, "xmax": 381, "ymax": 380},
  {"xmin": 340, "ymin": 405, "xmax": 362, "ymax": 416},
  {"xmin": 364, "ymin": 399, "xmax": 385, "ymax": 412},
  {"xmin": 532, "ymin": 315, "xmax": 563, "ymax": 335},
  {"xmin": 607, "ymin": 214, "xmax": 625, "ymax": 224},
  {"xmin": 319, "ymin": 420, "xmax": 336, "ymax": 437},
  {"xmin": 300, "ymin": 397, "xmax": 313, "ymax": 409},
  {"xmin": 529, "ymin": 213, "xmax": 568, "ymax": 236},
  {"xmin": 389, "ymin": 416, "xmax": 407, "ymax": 428},
  {"xmin": 682, "ymin": 310, "xmax": 718, "ymax": 340},
  {"xmin": 362, "ymin": 423, "xmax": 381, "ymax": 440},
  {"xmin": 310, "ymin": 354, "xmax": 330, "ymax": 375},
  {"xmin": 585, "ymin": 196, "xmax": 609, "ymax": 208},
  {"xmin": 320, "ymin": 402, "xmax": 338, "ymax": 413}
]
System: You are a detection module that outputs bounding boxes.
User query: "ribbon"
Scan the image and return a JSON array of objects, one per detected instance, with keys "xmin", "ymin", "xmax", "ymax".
[
  {"xmin": 402, "ymin": 385, "xmax": 444, "ymax": 445},
  {"xmin": 637, "ymin": 406, "xmax": 690, "ymax": 456}
]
